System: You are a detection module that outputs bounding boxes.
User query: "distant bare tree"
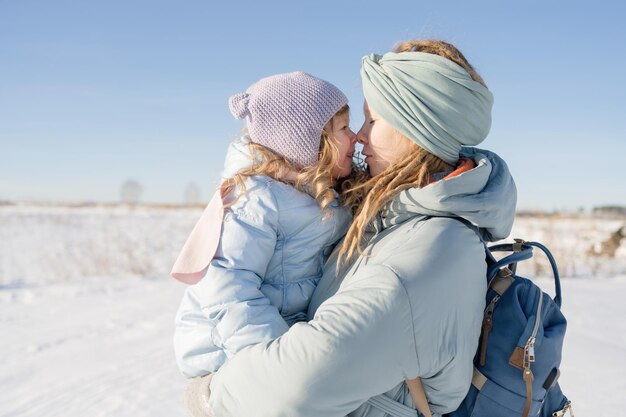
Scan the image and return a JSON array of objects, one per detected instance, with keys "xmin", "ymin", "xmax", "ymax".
[
  {"xmin": 184, "ymin": 182, "xmax": 201, "ymax": 206},
  {"xmin": 588, "ymin": 226, "xmax": 626, "ymax": 258},
  {"xmin": 121, "ymin": 180, "xmax": 143, "ymax": 205}
]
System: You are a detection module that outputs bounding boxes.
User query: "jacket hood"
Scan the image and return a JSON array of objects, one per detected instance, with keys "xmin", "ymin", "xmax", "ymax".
[
  {"xmin": 381, "ymin": 147, "xmax": 517, "ymax": 242},
  {"xmin": 221, "ymin": 135, "xmax": 255, "ymax": 180}
]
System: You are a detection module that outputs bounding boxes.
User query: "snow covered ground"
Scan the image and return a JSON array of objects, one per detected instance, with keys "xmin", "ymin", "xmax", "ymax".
[{"xmin": 1, "ymin": 204, "xmax": 625, "ymax": 417}]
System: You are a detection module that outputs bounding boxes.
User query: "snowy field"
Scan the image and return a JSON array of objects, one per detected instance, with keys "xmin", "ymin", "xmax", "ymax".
[{"xmin": 1, "ymin": 204, "xmax": 625, "ymax": 417}]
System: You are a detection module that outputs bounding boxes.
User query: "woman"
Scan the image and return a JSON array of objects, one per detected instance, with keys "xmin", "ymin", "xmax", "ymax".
[{"xmin": 203, "ymin": 40, "xmax": 517, "ymax": 417}]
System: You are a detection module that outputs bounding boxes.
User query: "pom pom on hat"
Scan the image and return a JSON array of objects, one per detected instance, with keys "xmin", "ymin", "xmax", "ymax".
[{"xmin": 228, "ymin": 93, "xmax": 250, "ymax": 120}]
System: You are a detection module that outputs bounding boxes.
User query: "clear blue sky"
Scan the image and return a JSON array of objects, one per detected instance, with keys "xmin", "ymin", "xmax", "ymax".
[{"xmin": 2, "ymin": 0, "xmax": 625, "ymax": 210}]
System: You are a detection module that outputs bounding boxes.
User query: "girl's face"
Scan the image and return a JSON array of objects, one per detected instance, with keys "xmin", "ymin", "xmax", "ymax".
[
  {"xmin": 356, "ymin": 101, "xmax": 416, "ymax": 177},
  {"xmin": 328, "ymin": 112, "xmax": 357, "ymax": 179}
]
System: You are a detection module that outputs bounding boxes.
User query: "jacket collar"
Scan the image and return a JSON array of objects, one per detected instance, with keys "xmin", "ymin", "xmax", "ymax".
[{"xmin": 377, "ymin": 148, "xmax": 517, "ymax": 242}]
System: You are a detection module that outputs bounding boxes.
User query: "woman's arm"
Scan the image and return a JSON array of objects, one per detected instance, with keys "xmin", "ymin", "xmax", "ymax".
[{"xmin": 208, "ymin": 265, "xmax": 418, "ymax": 417}]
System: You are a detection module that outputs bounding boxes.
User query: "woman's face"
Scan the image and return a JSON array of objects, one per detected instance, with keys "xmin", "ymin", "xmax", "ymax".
[
  {"xmin": 356, "ymin": 101, "xmax": 416, "ymax": 177},
  {"xmin": 328, "ymin": 111, "xmax": 357, "ymax": 179}
]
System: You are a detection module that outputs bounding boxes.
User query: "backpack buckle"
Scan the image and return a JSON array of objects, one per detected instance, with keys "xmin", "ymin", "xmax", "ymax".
[
  {"xmin": 513, "ymin": 238, "xmax": 526, "ymax": 252},
  {"xmin": 498, "ymin": 267, "xmax": 513, "ymax": 278}
]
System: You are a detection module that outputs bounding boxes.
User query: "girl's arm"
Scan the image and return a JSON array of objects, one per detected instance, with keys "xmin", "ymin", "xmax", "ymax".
[{"xmin": 174, "ymin": 184, "xmax": 290, "ymax": 377}]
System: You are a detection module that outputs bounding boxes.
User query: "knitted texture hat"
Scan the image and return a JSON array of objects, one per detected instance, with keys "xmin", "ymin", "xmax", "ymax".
[{"xmin": 228, "ymin": 72, "xmax": 348, "ymax": 168}]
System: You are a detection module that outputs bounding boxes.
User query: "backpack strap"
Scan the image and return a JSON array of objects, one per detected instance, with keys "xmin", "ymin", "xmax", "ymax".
[
  {"xmin": 489, "ymin": 268, "xmax": 515, "ymax": 295},
  {"xmin": 367, "ymin": 393, "xmax": 420, "ymax": 417},
  {"xmin": 405, "ymin": 378, "xmax": 433, "ymax": 417},
  {"xmin": 471, "ymin": 367, "xmax": 488, "ymax": 390}
]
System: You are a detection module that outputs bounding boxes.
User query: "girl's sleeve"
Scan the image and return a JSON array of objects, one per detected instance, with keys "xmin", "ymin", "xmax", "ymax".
[
  {"xmin": 207, "ymin": 265, "xmax": 419, "ymax": 417},
  {"xmin": 174, "ymin": 185, "xmax": 290, "ymax": 377}
]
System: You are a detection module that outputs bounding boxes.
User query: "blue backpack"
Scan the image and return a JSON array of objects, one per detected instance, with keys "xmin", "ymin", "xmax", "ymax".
[{"xmin": 446, "ymin": 240, "xmax": 573, "ymax": 417}]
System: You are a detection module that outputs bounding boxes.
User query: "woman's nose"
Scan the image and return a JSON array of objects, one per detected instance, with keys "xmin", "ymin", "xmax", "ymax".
[{"xmin": 356, "ymin": 127, "xmax": 368, "ymax": 145}]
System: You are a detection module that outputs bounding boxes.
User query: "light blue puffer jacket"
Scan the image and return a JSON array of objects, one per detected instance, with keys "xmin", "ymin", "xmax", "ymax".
[
  {"xmin": 174, "ymin": 136, "xmax": 351, "ymax": 377},
  {"xmin": 207, "ymin": 148, "xmax": 517, "ymax": 417}
]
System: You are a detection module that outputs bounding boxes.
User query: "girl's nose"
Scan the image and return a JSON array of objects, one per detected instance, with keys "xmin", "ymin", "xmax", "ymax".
[{"xmin": 349, "ymin": 129, "xmax": 357, "ymax": 144}]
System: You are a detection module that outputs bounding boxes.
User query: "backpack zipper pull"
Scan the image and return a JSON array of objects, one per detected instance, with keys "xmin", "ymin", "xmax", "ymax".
[
  {"xmin": 479, "ymin": 294, "xmax": 500, "ymax": 366},
  {"xmin": 552, "ymin": 400, "xmax": 574, "ymax": 417},
  {"xmin": 522, "ymin": 367, "xmax": 534, "ymax": 417},
  {"xmin": 521, "ymin": 293, "xmax": 543, "ymax": 417},
  {"xmin": 522, "ymin": 339, "xmax": 536, "ymax": 417}
]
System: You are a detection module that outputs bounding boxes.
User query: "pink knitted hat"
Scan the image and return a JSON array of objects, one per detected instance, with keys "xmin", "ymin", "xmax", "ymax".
[{"xmin": 228, "ymin": 72, "xmax": 348, "ymax": 168}]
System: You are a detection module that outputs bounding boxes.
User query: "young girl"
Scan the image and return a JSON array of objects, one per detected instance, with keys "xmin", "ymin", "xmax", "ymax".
[{"xmin": 171, "ymin": 72, "xmax": 356, "ymax": 386}]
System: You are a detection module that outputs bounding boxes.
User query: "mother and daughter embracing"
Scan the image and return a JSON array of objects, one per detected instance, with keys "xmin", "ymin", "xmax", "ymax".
[{"xmin": 170, "ymin": 39, "xmax": 517, "ymax": 417}]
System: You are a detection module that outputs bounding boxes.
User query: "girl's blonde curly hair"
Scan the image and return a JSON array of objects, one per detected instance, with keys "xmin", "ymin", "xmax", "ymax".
[{"xmin": 224, "ymin": 105, "xmax": 355, "ymax": 216}]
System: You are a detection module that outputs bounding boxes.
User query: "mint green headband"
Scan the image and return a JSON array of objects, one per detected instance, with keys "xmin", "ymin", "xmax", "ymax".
[{"xmin": 361, "ymin": 51, "xmax": 494, "ymax": 164}]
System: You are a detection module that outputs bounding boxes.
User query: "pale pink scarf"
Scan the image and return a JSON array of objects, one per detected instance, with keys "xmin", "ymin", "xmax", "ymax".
[
  {"xmin": 171, "ymin": 161, "xmax": 300, "ymax": 285},
  {"xmin": 170, "ymin": 184, "xmax": 228, "ymax": 284}
]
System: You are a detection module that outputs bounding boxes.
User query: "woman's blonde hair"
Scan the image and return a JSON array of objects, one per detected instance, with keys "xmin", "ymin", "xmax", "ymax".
[
  {"xmin": 224, "ymin": 104, "xmax": 350, "ymax": 215},
  {"xmin": 395, "ymin": 39, "xmax": 487, "ymax": 88},
  {"xmin": 337, "ymin": 40, "xmax": 486, "ymax": 266}
]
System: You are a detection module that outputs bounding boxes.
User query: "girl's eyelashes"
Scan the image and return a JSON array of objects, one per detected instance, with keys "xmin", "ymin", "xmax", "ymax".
[{"xmin": 369, "ymin": 119, "xmax": 376, "ymax": 125}]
